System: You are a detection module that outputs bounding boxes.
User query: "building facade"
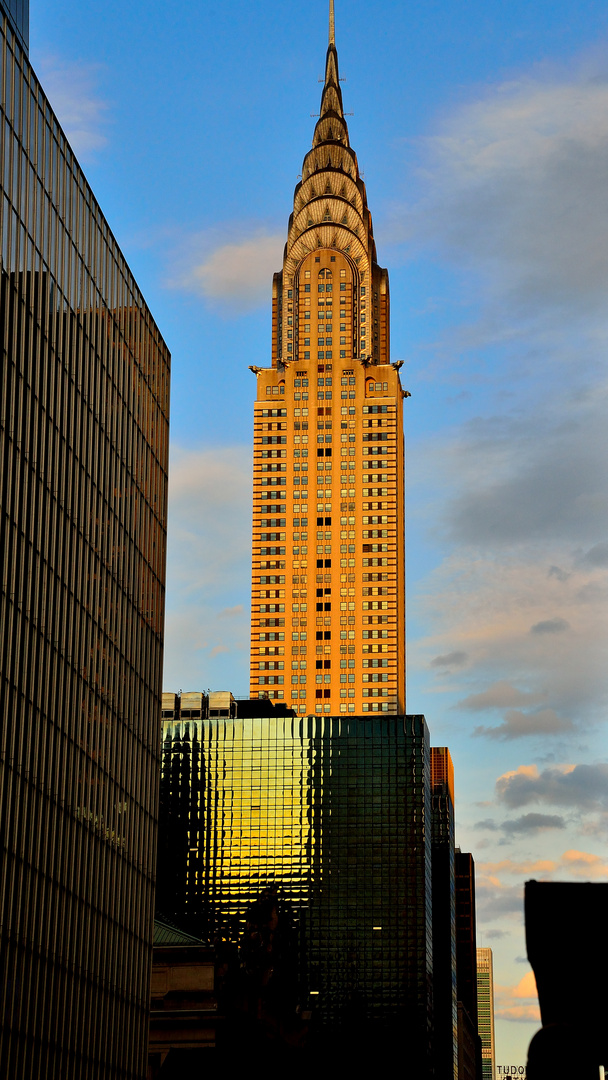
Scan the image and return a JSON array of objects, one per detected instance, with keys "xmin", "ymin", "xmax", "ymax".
[
  {"xmin": 431, "ymin": 747, "xmax": 458, "ymax": 1080},
  {"xmin": 0, "ymin": 2, "xmax": 171, "ymax": 1076},
  {"xmin": 477, "ymin": 948, "xmax": 496, "ymax": 1080},
  {"xmin": 249, "ymin": 9, "xmax": 407, "ymax": 717},
  {"xmin": 456, "ymin": 850, "xmax": 482, "ymax": 1079},
  {"xmin": 158, "ymin": 696, "xmax": 433, "ymax": 1062}
]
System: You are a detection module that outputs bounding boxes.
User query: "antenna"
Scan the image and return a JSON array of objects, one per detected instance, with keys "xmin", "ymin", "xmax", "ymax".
[{"xmin": 329, "ymin": 0, "xmax": 335, "ymax": 46}]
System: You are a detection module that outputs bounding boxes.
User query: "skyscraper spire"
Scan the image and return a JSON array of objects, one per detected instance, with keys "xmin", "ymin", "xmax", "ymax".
[{"xmin": 329, "ymin": 0, "xmax": 335, "ymax": 46}]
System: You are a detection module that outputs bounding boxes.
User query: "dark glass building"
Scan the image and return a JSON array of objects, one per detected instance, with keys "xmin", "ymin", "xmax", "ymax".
[
  {"xmin": 158, "ymin": 700, "xmax": 433, "ymax": 1064},
  {"xmin": 0, "ymin": 3, "xmax": 171, "ymax": 1077},
  {"xmin": 456, "ymin": 850, "xmax": 482, "ymax": 1079},
  {"xmin": 431, "ymin": 746, "xmax": 458, "ymax": 1080}
]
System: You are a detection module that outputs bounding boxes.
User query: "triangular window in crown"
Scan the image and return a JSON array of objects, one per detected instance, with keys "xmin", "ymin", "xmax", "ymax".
[{"xmin": 323, "ymin": 207, "xmax": 332, "ymax": 222}]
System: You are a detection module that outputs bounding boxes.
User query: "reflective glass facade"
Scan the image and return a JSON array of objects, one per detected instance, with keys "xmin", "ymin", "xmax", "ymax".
[
  {"xmin": 431, "ymin": 747, "xmax": 458, "ymax": 1079},
  {"xmin": 0, "ymin": 6, "xmax": 171, "ymax": 1077},
  {"xmin": 159, "ymin": 708, "xmax": 433, "ymax": 1059}
]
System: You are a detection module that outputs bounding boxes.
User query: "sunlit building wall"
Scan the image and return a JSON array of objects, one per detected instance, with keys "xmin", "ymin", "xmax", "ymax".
[
  {"xmin": 0, "ymin": 2, "xmax": 171, "ymax": 1075},
  {"xmin": 249, "ymin": 22, "xmax": 407, "ymax": 718}
]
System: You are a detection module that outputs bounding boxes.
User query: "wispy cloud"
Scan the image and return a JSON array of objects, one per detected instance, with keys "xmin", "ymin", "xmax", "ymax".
[
  {"xmin": 480, "ymin": 849, "xmax": 608, "ymax": 880},
  {"xmin": 394, "ymin": 67, "xmax": 608, "ymax": 321},
  {"xmin": 430, "ymin": 650, "xmax": 468, "ymax": 669},
  {"xmin": 474, "ymin": 707, "xmax": 573, "ymax": 741},
  {"xmin": 168, "ymin": 229, "xmax": 284, "ymax": 310},
  {"xmin": 163, "ymin": 444, "xmax": 252, "ymax": 691},
  {"xmin": 34, "ymin": 55, "xmax": 109, "ymax": 160},
  {"xmin": 166, "ymin": 444, "xmax": 252, "ymax": 596},
  {"xmin": 405, "ymin": 69, "xmax": 608, "ymax": 756}
]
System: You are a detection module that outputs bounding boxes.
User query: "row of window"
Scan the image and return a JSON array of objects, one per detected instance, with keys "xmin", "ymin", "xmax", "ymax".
[{"xmin": 266, "ymin": 381, "xmax": 389, "ymax": 396}]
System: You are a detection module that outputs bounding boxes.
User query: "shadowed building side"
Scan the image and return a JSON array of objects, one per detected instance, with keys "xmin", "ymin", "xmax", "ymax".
[{"xmin": 0, "ymin": 3, "xmax": 171, "ymax": 1075}]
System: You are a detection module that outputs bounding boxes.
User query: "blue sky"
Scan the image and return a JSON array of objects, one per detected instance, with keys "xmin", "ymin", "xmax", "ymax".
[{"xmin": 31, "ymin": 0, "xmax": 608, "ymax": 1062}]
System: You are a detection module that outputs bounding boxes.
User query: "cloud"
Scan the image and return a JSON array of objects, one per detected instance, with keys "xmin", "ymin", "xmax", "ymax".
[
  {"xmin": 480, "ymin": 849, "xmax": 608, "ymax": 881},
  {"xmin": 474, "ymin": 707, "xmax": 572, "ymax": 741},
  {"xmin": 171, "ymin": 231, "xmax": 284, "ymax": 309},
  {"xmin": 501, "ymin": 813, "xmax": 565, "ymax": 835},
  {"xmin": 496, "ymin": 762, "xmax": 608, "ymax": 810},
  {"xmin": 440, "ymin": 393, "xmax": 608, "ymax": 550},
  {"xmin": 530, "ymin": 617, "xmax": 569, "ymax": 634},
  {"xmin": 163, "ymin": 444, "xmax": 253, "ymax": 690},
  {"xmin": 475, "ymin": 879, "xmax": 524, "ymax": 923},
  {"xmin": 405, "ymin": 70, "xmax": 608, "ymax": 745},
  {"xmin": 167, "ymin": 444, "xmax": 252, "ymax": 596},
  {"xmin": 407, "ymin": 69, "xmax": 608, "ymax": 318},
  {"xmin": 217, "ymin": 605, "xmax": 244, "ymax": 619},
  {"xmin": 579, "ymin": 541, "xmax": 608, "ymax": 568},
  {"xmin": 430, "ymin": 650, "xmax": 468, "ymax": 669},
  {"xmin": 209, "ymin": 644, "xmax": 229, "ymax": 657},
  {"xmin": 484, "ymin": 928, "xmax": 509, "ymax": 940},
  {"xmin": 459, "ymin": 681, "xmax": 540, "ymax": 712},
  {"xmin": 35, "ymin": 55, "xmax": 108, "ymax": 160},
  {"xmin": 475, "ymin": 812, "xmax": 565, "ymax": 835},
  {"xmin": 495, "ymin": 972, "xmax": 540, "ymax": 1023},
  {"xmin": 559, "ymin": 848, "xmax": 608, "ymax": 878},
  {"xmin": 548, "ymin": 565, "xmax": 570, "ymax": 582},
  {"xmin": 411, "ymin": 541, "xmax": 608, "ymax": 735}
]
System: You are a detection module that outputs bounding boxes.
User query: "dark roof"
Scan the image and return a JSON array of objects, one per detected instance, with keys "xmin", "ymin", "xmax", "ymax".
[{"xmin": 154, "ymin": 917, "xmax": 204, "ymax": 946}]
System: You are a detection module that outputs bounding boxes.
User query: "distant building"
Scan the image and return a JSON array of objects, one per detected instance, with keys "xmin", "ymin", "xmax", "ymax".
[
  {"xmin": 477, "ymin": 948, "xmax": 496, "ymax": 1080},
  {"xmin": 431, "ymin": 747, "xmax": 458, "ymax": 1080},
  {"xmin": 456, "ymin": 851, "xmax": 482, "ymax": 1079},
  {"xmin": 0, "ymin": 0, "xmax": 171, "ymax": 1074},
  {"xmin": 157, "ymin": 695, "xmax": 434, "ymax": 1067}
]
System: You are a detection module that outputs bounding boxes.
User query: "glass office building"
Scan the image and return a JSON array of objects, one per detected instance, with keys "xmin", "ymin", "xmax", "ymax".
[
  {"xmin": 159, "ymin": 704, "xmax": 433, "ymax": 1060},
  {"xmin": 0, "ymin": 3, "xmax": 171, "ymax": 1077},
  {"xmin": 431, "ymin": 747, "xmax": 458, "ymax": 1080}
]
